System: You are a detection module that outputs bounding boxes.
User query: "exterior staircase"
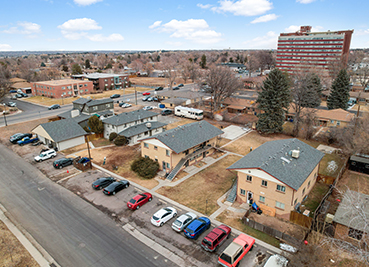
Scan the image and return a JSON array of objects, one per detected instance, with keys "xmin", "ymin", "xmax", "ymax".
[
  {"xmin": 166, "ymin": 158, "xmax": 187, "ymax": 181},
  {"xmin": 226, "ymin": 178, "xmax": 238, "ymax": 203}
]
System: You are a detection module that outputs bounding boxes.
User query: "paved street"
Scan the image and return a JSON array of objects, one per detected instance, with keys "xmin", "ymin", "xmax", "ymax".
[{"xmin": 0, "ymin": 143, "xmax": 175, "ymax": 267}]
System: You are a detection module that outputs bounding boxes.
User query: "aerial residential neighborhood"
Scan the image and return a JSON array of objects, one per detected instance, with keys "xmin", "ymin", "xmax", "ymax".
[{"xmin": 0, "ymin": 1, "xmax": 369, "ymax": 267}]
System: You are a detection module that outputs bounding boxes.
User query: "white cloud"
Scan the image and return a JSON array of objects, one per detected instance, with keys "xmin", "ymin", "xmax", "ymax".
[
  {"xmin": 58, "ymin": 18, "xmax": 123, "ymax": 42},
  {"xmin": 243, "ymin": 31, "xmax": 278, "ymax": 49},
  {"xmin": 73, "ymin": 0, "xmax": 102, "ymax": 6},
  {"xmin": 251, "ymin": 14, "xmax": 278, "ymax": 24},
  {"xmin": 154, "ymin": 19, "xmax": 222, "ymax": 44},
  {"xmin": 197, "ymin": 3, "xmax": 212, "ymax": 9},
  {"xmin": 3, "ymin": 21, "xmax": 41, "ymax": 35},
  {"xmin": 211, "ymin": 0, "xmax": 273, "ymax": 16},
  {"xmin": 296, "ymin": 0, "xmax": 316, "ymax": 4},
  {"xmin": 0, "ymin": 44, "xmax": 11, "ymax": 51},
  {"xmin": 58, "ymin": 18, "xmax": 102, "ymax": 31},
  {"xmin": 355, "ymin": 29, "xmax": 369, "ymax": 36},
  {"xmin": 149, "ymin": 21, "xmax": 162, "ymax": 29}
]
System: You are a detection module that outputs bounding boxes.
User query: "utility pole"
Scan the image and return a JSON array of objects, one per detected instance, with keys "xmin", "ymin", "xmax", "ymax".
[
  {"xmin": 85, "ymin": 135, "xmax": 92, "ymax": 169},
  {"xmin": 135, "ymin": 86, "xmax": 137, "ymax": 105},
  {"xmin": 2, "ymin": 104, "xmax": 7, "ymax": 126}
]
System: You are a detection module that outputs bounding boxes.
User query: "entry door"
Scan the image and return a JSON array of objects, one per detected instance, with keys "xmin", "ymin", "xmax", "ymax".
[
  {"xmin": 247, "ymin": 191, "xmax": 253, "ymax": 204},
  {"xmin": 162, "ymin": 161, "xmax": 166, "ymax": 170}
]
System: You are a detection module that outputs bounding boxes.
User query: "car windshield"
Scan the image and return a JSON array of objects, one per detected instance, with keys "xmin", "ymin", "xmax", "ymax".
[
  {"xmin": 202, "ymin": 238, "xmax": 212, "ymax": 247},
  {"xmin": 129, "ymin": 199, "xmax": 136, "ymax": 204},
  {"xmin": 173, "ymin": 220, "xmax": 182, "ymax": 227},
  {"xmin": 186, "ymin": 228, "xmax": 194, "ymax": 234},
  {"xmin": 219, "ymin": 253, "xmax": 232, "ymax": 264},
  {"xmin": 40, "ymin": 153, "xmax": 46, "ymax": 157},
  {"xmin": 152, "ymin": 216, "xmax": 159, "ymax": 221}
]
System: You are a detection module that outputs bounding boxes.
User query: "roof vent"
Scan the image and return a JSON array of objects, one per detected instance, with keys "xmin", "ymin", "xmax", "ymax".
[
  {"xmin": 146, "ymin": 123, "xmax": 151, "ymax": 128},
  {"xmin": 291, "ymin": 150, "xmax": 300, "ymax": 159},
  {"xmin": 281, "ymin": 157, "xmax": 291, "ymax": 164}
]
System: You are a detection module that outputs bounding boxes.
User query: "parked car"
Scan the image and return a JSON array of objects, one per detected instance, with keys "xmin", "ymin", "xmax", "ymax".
[
  {"xmin": 10, "ymin": 133, "xmax": 32, "ymax": 144},
  {"xmin": 184, "ymin": 217, "xmax": 211, "ymax": 240},
  {"xmin": 152, "ymin": 97, "xmax": 159, "ymax": 102},
  {"xmin": 48, "ymin": 104, "xmax": 60, "ymax": 110},
  {"xmin": 151, "ymin": 207, "xmax": 177, "ymax": 227},
  {"xmin": 127, "ymin": 192, "xmax": 152, "ymax": 210},
  {"xmin": 17, "ymin": 136, "xmax": 39, "ymax": 146},
  {"xmin": 20, "ymin": 93, "xmax": 28, "ymax": 97},
  {"xmin": 32, "ymin": 141, "xmax": 43, "ymax": 146},
  {"xmin": 92, "ymin": 177, "xmax": 116, "ymax": 190},
  {"xmin": 110, "ymin": 94, "xmax": 120, "ymax": 99},
  {"xmin": 264, "ymin": 254, "xmax": 288, "ymax": 267},
  {"xmin": 155, "ymin": 87, "xmax": 164, "ymax": 91},
  {"xmin": 201, "ymin": 224, "xmax": 231, "ymax": 252},
  {"xmin": 178, "ymin": 83, "xmax": 184, "ymax": 87},
  {"xmin": 172, "ymin": 86, "xmax": 180, "ymax": 90},
  {"xmin": 34, "ymin": 149, "xmax": 57, "ymax": 162},
  {"xmin": 218, "ymin": 234, "xmax": 255, "ymax": 267},
  {"xmin": 103, "ymin": 180, "xmax": 130, "ymax": 195},
  {"xmin": 119, "ymin": 102, "xmax": 132, "ymax": 108},
  {"xmin": 142, "ymin": 96, "xmax": 150, "ymax": 101},
  {"xmin": 53, "ymin": 157, "xmax": 74, "ymax": 169},
  {"xmin": 15, "ymin": 93, "xmax": 23, "ymax": 98},
  {"xmin": 142, "ymin": 92, "xmax": 151, "ymax": 96},
  {"xmin": 78, "ymin": 157, "xmax": 91, "ymax": 164},
  {"xmin": 171, "ymin": 212, "xmax": 197, "ymax": 232},
  {"xmin": 143, "ymin": 106, "xmax": 153, "ymax": 111},
  {"xmin": 161, "ymin": 109, "xmax": 173, "ymax": 116},
  {"xmin": 7, "ymin": 102, "xmax": 16, "ymax": 107},
  {"xmin": 146, "ymin": 97, "xmax": 153, "ymax": 102},
  {"xmin": 9, "ymin": 90, "xmax": 17, "ymax": 93}
]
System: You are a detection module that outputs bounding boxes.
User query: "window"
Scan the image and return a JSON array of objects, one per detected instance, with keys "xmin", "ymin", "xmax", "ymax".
[
  {"xmin": 62, "ymin": 86, "xmax": 65, "ymax": 90},
  {"xmin": 166, "ymin": 150, "xmax": 170, "ymax": 156},
  {"xmin": 302, "ymin": 187, "xmax": 306, "ymax": 195},
  {"xmin": 337, "ymin": 121, "xmax": 341, "ymax": 126},
  {"xmin": 144, "ymin": 143, "xmax": 149, "ymax": 148},
  {"xmin": 308, "ymin": 181, "xmax": 311, "ymax": 188},
  {"xmin": 144, "ymin": 131, "xmax": 148, "ymax": 136},
  {"xmin": 67, "ymin": 86, "xmax": 71, "ymax": 89},
  {"xmin": 93, "ymin": 106, "xmax": 98, "ymax": 111},
  {"xmin": 259, "ymin": 196, "xmax": 265, "ymax": 202},
  {"xmin": 246, "ymin": 175, "xmax": 252, "ymax": 182},
  {"xmin": 262, "ymin": 180, "xmax": 268, "ymax": 187},
  {"xmin": 240, "ymin": 189, "xmax": 245, "ymax": 195},
  {"xmin": 348, "ymin": 228, "xmax": 363, "ymax": 240},
  {"xmin": 294, "ymin": 199, "xmax": 297, "ymax": 205},
  {"xmin": 106, "ymin": 104, "xmax": 111, "ymax": 108},
  {"xmin": 276, "ymin": 201, "xmax": 285, "ymax": 210},
  {"xmin": 277, "ymin": 185, "xmax": 286, "ymax": 192},
  {"xmin": 154, "ymin": 146, "xmax": 158, "ymax": 150},
  {"xmin": 166, "ymin": 163, "xmax": 170, "ymax": 168},
  {"xmin": 85, "ymin": 84, "xmax": 87, "ymax": 87},
  {"xmin": 144, "ymin": 155, "xmax": 149, "ymax": 159}
]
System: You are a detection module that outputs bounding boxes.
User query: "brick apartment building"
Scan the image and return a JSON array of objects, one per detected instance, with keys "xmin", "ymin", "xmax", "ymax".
[
  {"xmin": 276, "ymin": 26, "xmax": 354, "ymax": 75},
  {"xmin": 71, "ymin": 73, "xmax": 129, "ymax": 91},
  {"xmin": 31, "ymin": 79, "xmax": 93, "ymax": 98}
]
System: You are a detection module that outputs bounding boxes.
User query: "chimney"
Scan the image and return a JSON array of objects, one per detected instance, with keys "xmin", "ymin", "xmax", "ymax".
[{"xmin": 146, "ymin": 122, "xmax": 151, "ymax": 128}]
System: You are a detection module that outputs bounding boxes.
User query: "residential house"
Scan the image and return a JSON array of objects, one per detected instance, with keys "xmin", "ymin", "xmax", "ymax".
[
  {"xmin": 227, "ymin": 139, "xmax": 324, "ymax": 218},
  {"xmin": 32, "ymin": 118, "xmax": 87, "ymax": 151},
  {"xmin": 103, "ymin": 109, "xmax": 167, "ymax": 144},
  {"xmin": 140, "ymin": 121, "xmax": 224, "ymax": 180},
  {"xmin": 223, "ymin": 97, "xmax": 260, "ymax": 115},
  {"xmin": 333, "ymin": 190, "xmax": 369, "ymax": 248},
  {"xmin": 350, "ymin": 92, "xmax": 369, "ymax": 105},
  {"xmin": 10, "ymin": 78, "xmax": 32, "ymax": 94},
  {"xmin": 157, "ymin": 91, "xmax": 204, "ymax": 109}
]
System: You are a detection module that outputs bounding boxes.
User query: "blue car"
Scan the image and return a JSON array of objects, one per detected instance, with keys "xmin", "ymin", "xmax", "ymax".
[{"xmin": 184, "ymin": 216, "xmax": 211, "ymax": 240}]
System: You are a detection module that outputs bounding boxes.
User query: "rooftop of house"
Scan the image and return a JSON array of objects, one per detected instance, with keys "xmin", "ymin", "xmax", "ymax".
[
  {"xmin": 33, "ymin": 78, "xmax": 91, "ymax": 86},
  {"xmin": 73, "ymin": 97, "xmax": 113, "ymax": 107},
  {"xmin": 333, "ymin": 190, "xmax": 369, "ymax": 232},
  {"xmin": 118, "ymin": 121, "xmax": 167, "ymax": 138},
  {"xmin": 10, "ymin": 77, "xmax": 27, "ymax": 83},
  {"xmin": 141, "ymin": 120, "xmax": 224, "ymax": 154},
  {"xmin": 227, "ymin": 138, "xmax": 324, "ymax": 191},
  {"xmin": 102, "ymin": 109, "xmax": 157, "ymax": 126},
  {"xmin": 11, "ymin": 81, "xmax": 32, "ymax": 89},
  {"xmin": 287, "ymin": 106, "xmax": 355, "ymax": 122},
  {"xmin": 33, "ymin": 118, "xmax": 87, "ymax": 142}
]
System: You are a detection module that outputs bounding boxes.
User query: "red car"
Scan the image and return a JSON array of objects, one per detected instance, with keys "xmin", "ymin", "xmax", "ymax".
[
  {"xmin": 127, "ymin": 192, "xmax": 152, "ymax": 210},
  {"xmin": 142, "ymin": 92, "xmax": 151, "ymax": 96},
  {"xmin": 201, "ymin": 224, "xmax": 231, "ymax": 252}
]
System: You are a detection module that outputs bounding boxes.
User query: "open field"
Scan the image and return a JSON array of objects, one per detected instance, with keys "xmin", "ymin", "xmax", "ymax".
[{"xmin": 156, "ymin": 154, "xmax": 241, "ymax": 215}]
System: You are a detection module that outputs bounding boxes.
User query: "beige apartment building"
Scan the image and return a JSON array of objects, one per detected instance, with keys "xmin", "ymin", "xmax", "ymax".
[
  {"xmin": 140, "ymin": 121, "xmax": 223, "ymax": 180},
  {"xmin": 227, "ymin": 139, "xmax": 324, "ymax": 218}
]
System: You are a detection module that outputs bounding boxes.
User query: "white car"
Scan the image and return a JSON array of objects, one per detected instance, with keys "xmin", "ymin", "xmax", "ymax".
[
  {"xmin": 34, "ymin": 149, "xmax": 57, "ymax": 162},
  {"xmin": 171, "ymin": 212, "xmax": 197, "ymax": 232},
  {"xmin": 143, "ymin": 106, "xmax": 153, "ymax": 111},
  {"xmin": 151, "ymin": 207, "xmax": 177, "ymax": 227},
  {"xmin": 7, "ymin": 102, "xmax": 16, "ymax": 107},
  {"xmin": 264, "ymin": 255, "xmax": 288, "ymax": 267},
  {"xmin": 120, "ymin": 103, "xmax": 132, "ymax": 108}
]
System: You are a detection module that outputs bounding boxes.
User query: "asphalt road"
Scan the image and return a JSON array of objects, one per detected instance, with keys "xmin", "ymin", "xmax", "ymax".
[{"xmin": 0, "ymin": 143, "xmax": 175, "ymax": 267}]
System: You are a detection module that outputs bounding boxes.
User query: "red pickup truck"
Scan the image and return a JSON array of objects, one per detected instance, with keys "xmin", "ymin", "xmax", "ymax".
[
  {"xmin": 218, "ymin": 233, "xmax": 255, "ymax": 267},
  {"xmin": 201, "ymin": 224, "xmax": 231, "ymax": 252}
]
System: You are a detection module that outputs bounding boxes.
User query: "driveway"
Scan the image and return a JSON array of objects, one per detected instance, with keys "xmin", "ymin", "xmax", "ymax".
[{"xmin": 221, "ymin": 125, "xmax": 249, "ymax": 140}]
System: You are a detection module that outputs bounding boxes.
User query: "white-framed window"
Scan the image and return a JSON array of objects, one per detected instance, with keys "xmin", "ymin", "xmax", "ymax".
[
  {"xmin": 276, "ymin": 201, "xmax": 285, "ymax": 210},
  {"xmin": 276, "ymin": 185, "xmax": 286, "ymax": 192},
  {"xmin": 166, "ymin": 150, "xmax": 170, "ymax": 156},
  {"xmin": 240, "ymin": 189, "xmax": 245, "ymax": 195},
  {"xmin": 144, "ymin": 143, "xmax": 148, "ymax": 148},
  {"xmin": 259, "ymin": 196, "xmax": 265, "ymax": 202},
  {"xmin": 93, "ymin": 106, "xmax": 98, "ymax": 111},
  {"xmin": 246, "ymin": 175, "xmax": 252, "ymax": 182},
  {"xmin": 62, "ymin": 86, "xmax": 65, "ymax": 90},
  {"xmin": 166, "ymin": 162, "xmax": 170, "ymax": 168},
  {"xmin": 262, "ymin": 180, "xmax": 268, "ymax": 187}
]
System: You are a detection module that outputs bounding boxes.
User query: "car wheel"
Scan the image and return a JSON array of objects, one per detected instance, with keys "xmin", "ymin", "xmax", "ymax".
[
  {"xmin": 148, "ymin": 197, "xmax": 152, "ymax": 202},
  {"xmin": 51, "ymin": 155, "xmax": 55, "ymax": 158},
  {"xmin": 59, "ymin": 165, "xmax": 63, "ymax": 169},
  {"xmin": 160, "ymin": 222, "xmax": 164, "ymax": 227},
  {"xmin": 125, "ymin": 184, "xmax": 128, "ymax": 188},
  {"xmin": 136, "ymin": 205, "xmax": 140, "ymax": 210},
  {"xmin": 173, "ymin": 213, "xmax": 177, "ymax": 217},
  {"xmin": 207, "ymin": 224, "xmax": 210, "ymax": 230},
  {"xmin": 250, "ymin": 245, "xmax": 254, "ymax": 251},
  {"xmin": 214, "ymin": 246, "xmax": 218, "ymax": 252},
  {"xmin": 194, "ymin": 234, "xmax": 198, "ymax": 240},
  {"xmin": 113, "ymin": 192, "xmax": 116, "ymax": 195}
]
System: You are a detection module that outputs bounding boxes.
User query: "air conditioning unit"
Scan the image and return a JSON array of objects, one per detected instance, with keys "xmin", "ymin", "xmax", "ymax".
[
  {"xmin": 146, "ymin": 123, "xmax": 151, "ymax": 128},
  {"xmin": 291, "ymin": 150, "xmax": 300, "ymax": 159}
]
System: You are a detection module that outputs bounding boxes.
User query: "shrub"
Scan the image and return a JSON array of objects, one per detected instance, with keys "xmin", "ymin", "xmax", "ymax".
[
  {"xmin": 131, "ymin": 157, "xmax": 159, "ymax": 179},
  {"xmin": 109, "ymin": 132, "xmax": 118, "ymax": 142},
  {"xmin": 83, "ymin": 126, "xmax": 91, "ymax": 133},
  {"xmin": 114, "ymin": 135, "xmax": 127, "ymax": 146}
]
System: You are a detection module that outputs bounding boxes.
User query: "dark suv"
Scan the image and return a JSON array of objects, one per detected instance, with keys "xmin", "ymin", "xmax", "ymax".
[
  {"xmin": 92, "ymin": 177, "xmax": 116, "ymax": 190},
  {"xmin": 53, "ymin": 157, "xmax": 74, "ymax": 169},
  {"xmin": 10, "ymin": 133, "xmax": 32, "ymax": 144},
  {"xmin": 155, "ymin": 86, "xmax": 164, "ymax": 91},
  {"xmin": 161, "ymin": 109, "xmax": 173, "ymax": 116}
]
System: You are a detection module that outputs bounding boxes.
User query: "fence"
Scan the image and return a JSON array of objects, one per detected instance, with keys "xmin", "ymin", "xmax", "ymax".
[
  {"xmin": 290, "ymin": 211, "xmax": 313, "ymax": 229},
  {"xmin": 242, "ymin": 215, "xmax": 302, "ymax": 247}
]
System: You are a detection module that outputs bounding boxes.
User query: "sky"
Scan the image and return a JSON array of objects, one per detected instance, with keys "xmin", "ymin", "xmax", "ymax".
[{"xmin": 1, "ymin": 0, "xmax": 368, "ymax": 52}]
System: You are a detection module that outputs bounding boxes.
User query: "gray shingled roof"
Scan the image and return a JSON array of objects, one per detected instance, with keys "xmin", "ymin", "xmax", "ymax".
[
  {"xmin": 38, "ymin": 119, "xmax": 87, "ymax": 142},
  {"xmin": 142, "ymin": 121, "xmax": 224, "ymax": 154},
  {"xmin": 102, "ymin": 109, "xmax": 157, "ymax": 126},
  {"xmin": 58, "ymin": 110, "xmax": 92, "ymax": 124},
  {"xmin": 72, "ymin": 97, "xmax": 113, "ymax": 106},
  {"xmin": 73, "ymin": 98, "xmax": 90, "ymax": 105},
  {"xmin": 333, "ymin": 190, "xmax": 369, "ymax": 232},
  {"xmin": 227, "ymin": 139, "xmax": 324, "ymax": 191},
  {"xmin": 118, "ymin": 121, "xmax": 167, "ymax": 138}
]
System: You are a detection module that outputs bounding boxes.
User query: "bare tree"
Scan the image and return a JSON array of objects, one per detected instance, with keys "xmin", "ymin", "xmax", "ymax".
[
  {"xmin": 0, "ymin": 62, "xmax": 11, "ymax": 102},
  {"xmin": 161, "ymin": 55, "xmax": 178, "ymax": 90},
  {"xmin": 202, "ymin": 65, "xmax": 242, "ymax": 117},
  {"xmin": 255, "ymin": 50, "xmax": 275, "ymax": 73}
]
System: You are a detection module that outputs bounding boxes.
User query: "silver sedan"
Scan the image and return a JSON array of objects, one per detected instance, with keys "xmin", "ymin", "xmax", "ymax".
[{"xmin": 171, "ymin": 212, "xmax": 197, "ymax": 232}]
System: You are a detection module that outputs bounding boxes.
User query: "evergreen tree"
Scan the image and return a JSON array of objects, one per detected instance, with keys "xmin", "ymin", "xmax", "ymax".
[
  {"xmin": 85, "ymin": 59, "xmax": 91, "ymax": 69},
  {"xmin": 327, "ymin": 69, "xmax": 350, "ymax": 110},
  {"xmin": 256, "ymin": 68, "xmax": 291, "ymax": 134},
  {"xmin": 71, "ymin": 63, "xmax": 82, "ymax": 75},
  {"xmin": 87, "ymin": 116, "xmax": 104, "ymax": 134},
  {"xmin": 301, "ymin": 73, "xmax": 322, "ymax": 108},
  {"xmin": 200, "ymin": 54, "xmax": 207, "ymax": 69}
]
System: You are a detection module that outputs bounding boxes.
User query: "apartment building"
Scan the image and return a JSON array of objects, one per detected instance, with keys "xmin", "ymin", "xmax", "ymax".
[
  {"xmin": 72, "ymin": 73, "xmax": 129, "ymax": 91},
  {"xmin": 31, "ymin": 79, "xmax": 93, "ymax": 98}
]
